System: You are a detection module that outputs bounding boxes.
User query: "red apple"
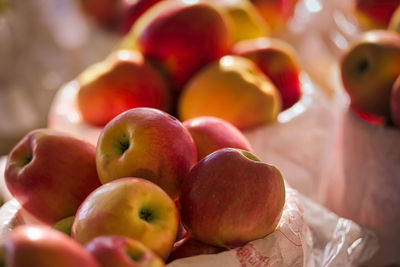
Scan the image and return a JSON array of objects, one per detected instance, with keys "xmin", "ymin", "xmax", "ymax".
[
  {"xmin": 179, "ymin": 148, "xmax": 286, "ymax": 248},
  {"xmin": 390, "ymin": 75, "xmax": 400, "ymax": 127},
  {"xmin": 231, "ymin": 37, "xmax": 302, "ymax": 110},
  {"xmin": 71, "ymin": 177, "xmax": 179, "ymax": 260},
  {"xmin": 86, "ymin": 235, "xmax": 165, "ymax": 267},
  {"xmin": 355, "ymin": 0, "xmax": 400, "ymax": 29},
  {"xmin": 183, "ymin": 116, "xmax": 253, "ymax": 160},
  {"xmin": 130, "ymin": 0, "xmax": 231, "ymax": 89},
  {"xmin": 77, "ymin": 50, "xmax": 171, "ymax": 127},
  {"xmin": 4, "ymin": 129, "xmax": 101, "ymax": 225},
  {"xmin": 167, "ymin": 236, "xmax": 226, "ymax": 263},
  {"xmin": 96, "ymin": 107, "xmax": 197, "ymax": 200},
  {"xmin": 0, "ymin": 225, "xmax": 99, "ymax": 267}
]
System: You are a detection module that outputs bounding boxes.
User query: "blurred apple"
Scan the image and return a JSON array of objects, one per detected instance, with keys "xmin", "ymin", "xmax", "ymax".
[
  {"xmin": 232, "ymin": 37, "xmax": 302, "ymax": 110},
  {"xmin": 53, "ymin": 216, "xmax": 75, "ymax": 236},
  {"xmin": 96, "ymin": 107, "xmax": 197, "ymax": 200},
  {"xmin": 183, "ymin": 116, "xmax": 253, "ymax": 160},
  {"xmin": 178, "ymin": 55, "xmax": 281, "ymax": 130},
  {"xmin": 340, "ymin": 30, "xmax": 400, "ymax": 118},
  {"xmin": 72, "ymin": 177, "xmax": 179, "ymax": 260},
  {"xmin": 0, "ymin": 225, "xmax": 99, "ymax": 267},
  {"xmin": 250, "ymin": 0, "xmax": 299, "ymax": 32},
  {"xmin": 167, "ymin": 236, "xmax": 226, "ymax": 263},
  {"xmin": 129, "ymin": 0, "xmax": 231, "ymax": 89},
  {"xmin": 86, "ymin": 235, "xmax": 165, "ymax": 267},
  {"xmin": 179, "ymin": 148, "xmax": 285, "ymax": 248},
  {"xmin": 354, "ymin": 0, "xmax": 400, "ymax": 29},
  {"xmin": 390, "ymin": 75, "xmax": 400, "ymax": 127},
  {"xmin": 77, "ymin": 50, "xmax": 171, "ymax": 127},
  {"xmin": 388, "ymin": 5, "xmax": 400, "ymax": 32},
  {"xmin": 4, "ymin": 129, "xmax": 101, "ymax": 225}
]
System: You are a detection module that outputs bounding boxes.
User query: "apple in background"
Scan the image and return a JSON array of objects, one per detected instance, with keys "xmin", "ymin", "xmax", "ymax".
[
  {"xmin": 183, "ymin": 116, "xmax": 253, "ymax": 160},
  {"xmin": 4, "ymin": 129, "xmax": 101, "ymax": 225},
  {"xmin": 388, "ymin": 5, "xmax": 400, "ymax": 32},
  {"xmin": 96, "ymin": 107, "xmax": 197, "ymax": 200},
  {"xmin": 167, "ymin": 236, "xmax": 227, "ymax": 263},
  {"xmin": 232, "ymin": 37, "xmax": 302, "ymax": 110},
  {"xmin": 250, "ymin": 0, "xmax": 299, "ymax": 32},
  {"xmin": 340, "ymin": 30, "xmax": 400, "ymax": 119},
  {"xmin": 179, "ymin": 148, "xmax": 286, "ymax": 248},
  {"xmin": 209, "ymin": 0, "xmax": 269, "ymax": 44},
  {"xmin": 53, "ymin": 216, "xmax": 75, "ymax": 236},
  {"xmin": 0, "ymin": 225, "xmax": 99, "ymax": 267},
  {"xmin": 178, "ymin": 55, "xmax": 281, "ymax": 130},
  {"xmin": 86, "ymin": 235, "xmax": 165, "ymax": 267},
  {"xmin": 128, "ymin": 0, "xmax": 231, "ymax": 90},
  {"xmin": 354, "ymin": 0, "xmax": 400, "ymax": 29},
  {"xmin": 390, "ymin": 75, "xmax": 400, "ymax": 127},
  {"xmin": 77, "ymin": 50, "xmax": 171, "ymax": 127},
  {"xmin": 72, "ymin": 177, "xmax": 179, "ymax": 260}
]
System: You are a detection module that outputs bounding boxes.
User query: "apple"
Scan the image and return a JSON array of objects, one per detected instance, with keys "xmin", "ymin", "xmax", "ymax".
[
  {"xmin": 128, "ymin": 0, "xmax": 231, "ymax": 89},
  {"xmin": 4, "ymin": 129, "xmax": 101, "ymax": 225},
  {"xmin": 167, "ymin": 236, "xmax": 226, "ymax": 263},
  {"xmin": 96, "ymin": 107, "xmax": 197, "ymax": 200},
  {"xmin": 250, "ymin": 0, "xmax": 299, "ymax": 32},
  {"xmin": 77, "ymin": 50, "xmax": 171, "ymax": 127},
  {"xmin": 53, "ymin": 216, "xmax": 75, "ymax": 236},
  {"xmin": 71, "ymin": 177, "xmax": 179, "ymax": 260},
  {"xmin": 354, "ymin": 0, "xmax": 400, "ymax": 29},
  {"xmin": 390, "ymin": 75, "xmax": 400, "ymax": 127},
  {"xmin": 85, "ymin": 235, "xmax": 165, "ymax": 267},
  {"xmin": 178, "ymin": 55, "xmax": 281, "ymax": 130},
  {"xmin": 0, "ymin": 225, "xmax": 99, "ymax": 267},
  {"xmin": 340, "ymin": 30, "xmax": 400, "ymax": 119},
  {"xmin": 231, "ymin": 37, "xmax": 302, "ymax": 110},
  {"xmin": 183, "ymin": 116, "xmax": 253, "ymax": 160},
  {"xmin": 388, "ymin": 5, "xmax": 400, "ymax": 33},
  {"xmin": 179, "ymin": 148, "xmax": 286, "ymax": 248}
]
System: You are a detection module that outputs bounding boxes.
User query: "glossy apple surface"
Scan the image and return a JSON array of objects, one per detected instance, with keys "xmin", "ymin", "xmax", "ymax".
[
  {"xmin": 77, "ymin": 50, "xmax": 171, "ymax": 127},
  {"xmin": 72, "ymin": 177, "xmax": 179, "ymax": 260},
  {"xmin": 130, "ymin": 0, "xmax": 231, "ymax": 89},
  {"xmin": 96, "ymin": 107, "xmax": 197, "ymax": 200},
  {"xmin": 178, "ymin": 55, "xmax": 281, "ymax": 130},
  {"xmin": 86, "ymin": 235, "xmax": 165, "ymax": 267},
  {"xmin": 232, "ymin": 37, "xmax": 302, "ymax": 110},
  {"xmin": 4, "ymin": 129, "xmax": 101, "ymax": 225},
  {"xmin": 179, "ymin": 148, "xmax": 285, "ymax": 248},
  {"xmin": 183, "ymin": 116, "xmax": 253, "ymax": 160},
  {"xmin": 390, "ymin": 75, "xmax": 400, "ymax": 127},
  {"xmin": 340, "ymin": 30, "xmax": 400, "ymax": 118},
  {"xmin": 0, "ymin": 225, "xmax": 99, "ymax": 267}
]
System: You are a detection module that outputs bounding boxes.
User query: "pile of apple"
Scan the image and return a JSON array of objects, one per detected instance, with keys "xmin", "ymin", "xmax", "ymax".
[
  {"xmin": 340, "ymin": 4, "xmax": 400, "ymax": 127},
  {"xmin": 76, "ymin": 0, "xmax": 303, "ymax": 131},
  {"xmin": 2, "ymin": 107, "xmax": 286, "ymax": 266}
]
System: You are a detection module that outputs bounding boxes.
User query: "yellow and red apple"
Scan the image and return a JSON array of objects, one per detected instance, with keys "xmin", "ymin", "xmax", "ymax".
[
  {"xmin": 4, "ymin": 129, "xmax": 101, "ymax": 225},
  {"xmin": 96, "ymin": 107, "xmax": 197, "ymax": 200},
  {"xmin": 354, "ymin": 0, "xmax": 400, "ymax": 29},
  {"xmin": 0, "ymin": 225, "xmax": 99, "ymax": 267},
  {"xmin": 178, "ymin": 55, "xmax": 281, "ymax": 130},
  {"xmin": 77, "ymin": 50, "xmax": 171, "ymax": 127},
  {"xmin": 179, "ymin": 148, "xmax": 286, "ymax": 248},
  {"xmin": 183, "ymin": 116, "xmax": 253, "ymax": 160},
  {"xmin": 72, "ymin": 177, "xmax": 179, "ymax": 260},
  {"xmin": 232, "ymin": 37, "xmax": 302, "ymax": 110}
]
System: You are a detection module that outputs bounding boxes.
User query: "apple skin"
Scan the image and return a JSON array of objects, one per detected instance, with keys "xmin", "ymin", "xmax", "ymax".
[
  {"xmin": 178, "ymin": 55, "xmax": 281, "ymax": 130},
  {"xmin": 96, "ymin": 107, "xmax": 197, "ymax": 200},
  {"xmin": 4, "ymin": 129, "xmax": 101, "ymax": 225},
  {"xmin": 0, "ymin": 225, "xmax": 99, "ymax": 267},
  {"xmin": 231, "ymin": 37, "xmax": 302, "ymax": 110},
  {"xmin": 71, "ymin": 177, "xmax": 179, "ymax": 261},
  {"xmin": 355, "ymin": 0, "xmax": 400, "ymax": 29},
  {"xmin": 85, "ymin": 235, "xmax": 165, "ymax": 267},
  {"xmin": 340, "ymin": 30, "xmax": 400, "ymax": 118},
  {"xmin": 166, "ymin": 236, "xmax": 226, "ymax": 263},
  {"xmin": 179, "ymin": 148, "xmax": 286, "ymax": 248},
  {"xmin": 388, "ymin": 5, "xmax": 400, "ymax": 33},
  {"xmin": 183, "ymin": 116, "xmax": 253, "ymax": 160},
  {"xmin": 131, "ymin": 0, "xmax": 231, "ymax": 89},
  {"xmin": 77, "ymin": 50, "xmax": 171, "ymax": 127},
  {"xmin": 390, "ymin": 75, "xmax": 400, "ymax": 127}
]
